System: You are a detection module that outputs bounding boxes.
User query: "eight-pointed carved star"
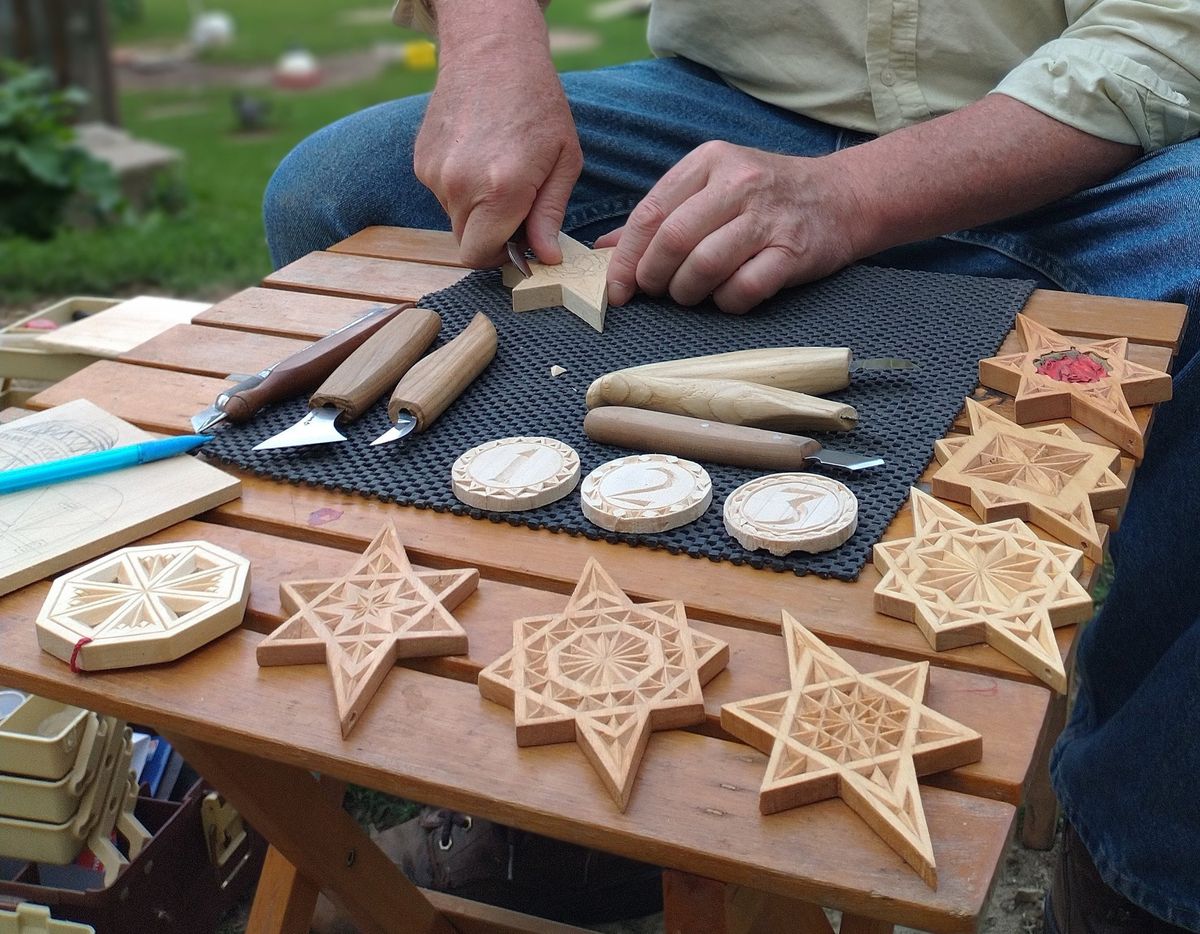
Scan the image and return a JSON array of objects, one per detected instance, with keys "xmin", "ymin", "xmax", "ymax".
[
  {"xmin": 256, "ymin": 524, "xmax": 478, "ymax": 737},
  {"xmin": 932, "ymin": 399, "xmax": 1125, "ymax": 562},
  {"xmin": 478, "ymin": 558, "xmax": 729, "ymax": 811},
  {"xmin": 720, "ymin": 612, "xmax": 982, "ymax": 888},
  {"xmin": 873, "ymin": 489, "xmax": 1092, "ymax": 692},
  {"xmin": 979, "ymin": 314, "xmax": 1171, "ymax": 459},
  {"xmin": 502, "ymin": 232, "xmax": 614, "ymax": 332}
]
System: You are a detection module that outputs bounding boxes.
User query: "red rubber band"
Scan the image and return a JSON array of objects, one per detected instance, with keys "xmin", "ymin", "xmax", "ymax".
[{"xmin": 69, "ymin": 637, "xmax": 93, "ymax": 673}]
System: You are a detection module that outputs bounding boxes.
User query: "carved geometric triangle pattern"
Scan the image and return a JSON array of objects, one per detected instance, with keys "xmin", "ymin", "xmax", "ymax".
[
  {"xmin": 256, "ymin": 524, "xmax": 477, "ymax": 737},
  {"xmin": 873, "ymin": 489, "xmax": 1092, "ymax": 692},
  {"xmin": 932, "ymin": 399, "xmax": 1125, "ymax": 562},
  {"xmin": 720, "ymin": 612, "xmax": 982, "ymax": 888},
  {"xmin": 478, "ymin": 558, "xmax": 729, "ymax": 811},
  {"xmin": 979, "ymin": 314, "xmax": 1171, "ymax": 458}
]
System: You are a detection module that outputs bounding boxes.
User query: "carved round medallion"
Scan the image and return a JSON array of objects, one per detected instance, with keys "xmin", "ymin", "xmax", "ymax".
[
  {"xmin": 452, "ymin": 436, "xmax": 580, "ymax": 512},
  {"xmin": 724, "ymin": 473, "xmax": 857, "ymax": 555},
  {"xmin": 580, "ymin": 454, "xmax": 712, "ymax": 533}
]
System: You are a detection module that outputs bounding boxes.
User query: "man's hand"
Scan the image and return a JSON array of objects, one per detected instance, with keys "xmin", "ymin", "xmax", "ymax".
[
  {"xmin": 597, "ymin": 141, "xmax": 869, "ymax": 314},
  {"xmin": 415, "ymin": 9, "xmax": 581, "ymax": 268}
]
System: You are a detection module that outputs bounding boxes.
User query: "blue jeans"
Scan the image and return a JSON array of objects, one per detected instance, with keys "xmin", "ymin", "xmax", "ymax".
[{"xmin": 264, "ymin": 58, "xmax": 1200, "ymax": 927}]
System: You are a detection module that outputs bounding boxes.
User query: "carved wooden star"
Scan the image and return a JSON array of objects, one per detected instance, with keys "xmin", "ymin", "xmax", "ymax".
[
  {"xmin": 979, "ymin": 314, "xmax": 1171, "ymax": 459},
  {"xmin": 257, "ymin": 524, "xmax": 478, "ymax": 737},
  {"xmin": 502, "ymin": 232, "xmax": 614, "ymax": 332},
  {"xmin": 720, "ymin": 612, "xmax": 982, "ymax": 888},
  {"xmin": 932, "ymin": 399, "xmax": 1125, "ymax": 562},
  {"xmin": 873, "ymin": 489, "xmax": 1092, "ymax": 692},
  {"xmin": 478, "ymin": 558, "xmax": 728, "ymax": 810}
]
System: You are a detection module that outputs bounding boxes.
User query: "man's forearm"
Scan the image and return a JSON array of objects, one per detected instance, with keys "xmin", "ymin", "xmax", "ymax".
[
  {"xmin": 434, "ymin": 0, "xmax": 550, "ymax": 59},
  {"xmin": 834, "ymin": 94, "xmax": 1140, "ymax": 259}
]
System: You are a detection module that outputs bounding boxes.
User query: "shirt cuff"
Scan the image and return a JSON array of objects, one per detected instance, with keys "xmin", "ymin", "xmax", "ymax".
[
  {"xmin": 990, "ymin": 37, "xmax": 1197, "ymax": 151},
  {"xmin": 391, "ymin": 0, "xmax": 438, "ymax": 35}
]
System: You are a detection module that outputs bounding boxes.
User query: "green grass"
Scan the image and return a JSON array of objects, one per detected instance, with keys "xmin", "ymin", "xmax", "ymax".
[{"xmin": 1, "ymin": 0, "xmax": 649, "ymax": 311}]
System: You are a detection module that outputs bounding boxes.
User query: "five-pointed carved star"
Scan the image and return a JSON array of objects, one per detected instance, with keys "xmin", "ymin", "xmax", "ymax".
[
  {"xmin": 256, "ymin": 524, "xmax": 478, "ymax": 737},
  {"xmin": 932, "ymin": 399, "xmax": 1125, "ymax": 562},
  {"xmin": 979, "ymin": 314, "xmax": 1171, "ymax": 459},
  {"xmin": 720, "ymin": 612, "xmax": 982, "ymax": 888},
  {"xmin": 873, "ymin": 489, "xmax": 1092, "ymax": 692},
  {"xmin": 478, "ymin": 558, "xmax": 728, "ymax": 811},
  {"xmin": 502, "ymin": 232, "xmax": 614, "ymax": 332}
]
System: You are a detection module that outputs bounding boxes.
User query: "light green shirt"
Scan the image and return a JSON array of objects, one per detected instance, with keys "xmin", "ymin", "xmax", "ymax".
[{"xmin": 397, "ymin": 0, "xmax": 1200, "ymax": 150}]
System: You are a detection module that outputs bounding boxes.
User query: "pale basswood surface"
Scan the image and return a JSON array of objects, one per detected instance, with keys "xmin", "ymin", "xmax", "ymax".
[
  {"xmin": 503, "ymin": 233, "xmax": 613, "ymax": 332},
  {"xmin": 478, "ymin": 559, "xmax": 729, "ymax": 811},
  {"xmin": 932, "ymin": 399, "xmax": 1125, "ymax": 563},
  {"xmin": 873, "ymin": 490, "xmax": 1093, "ymax": 693},
  {"xmin": 451, "ymin": 436, "xmax": 581, "ymax": 512},
  {"xmin": 36, "ymin": 541, "xmax": 251, "ymax": 672},
  {"xmin": 723, "ymin": 473, "xmax": 858, "ymax": 555},
  {"xmin": 580, "ymin": 453, "xmax": 713, "ymax": 533},
  {"xmin": 721, "ymin": 612, "xmax": 982, "ymax": 889},
  {"xmin": 257, "ymin": 524, "xmax": 478, "ymax": 737},
  {"xmin": 978, "ymin": 314, "xmax": 1172, "ymax": 459}
]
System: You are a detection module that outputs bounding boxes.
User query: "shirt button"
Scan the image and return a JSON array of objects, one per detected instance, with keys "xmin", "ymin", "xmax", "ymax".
[{"xmin": 881, "ymin": 68, "xmax": 897, "ymax": 86}]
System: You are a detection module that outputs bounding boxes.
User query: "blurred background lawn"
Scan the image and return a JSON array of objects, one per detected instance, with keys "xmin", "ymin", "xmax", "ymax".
[{"xmin": 1, "ymin": 0, "xmax": 650, "ymax": 311}]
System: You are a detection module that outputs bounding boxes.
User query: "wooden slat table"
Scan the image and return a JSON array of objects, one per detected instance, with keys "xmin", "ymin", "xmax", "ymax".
[{"xmin": 0, "ymin": 228, "xmax": 1186, "ymax": 934}]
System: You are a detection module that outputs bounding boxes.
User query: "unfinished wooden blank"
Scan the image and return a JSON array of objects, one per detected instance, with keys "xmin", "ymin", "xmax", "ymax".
[
  {"xmin": 580, "ymin": 454, "xmax": 712, "ymax": 533},
  {"xmin": 257, "ymin": 524, "xmax": 478, "ymax": 737},
  {"xmin": 452, "ymin": 436, "xmax": 580, "ymax": 512},
  {"xmin": 478, "ymin": 559, "xmax": 729, "ymax": 811},
  {"xmin": 979, "ymin": 313, "xmax": 1171, "ymax": 459},
  {"xmin": 873, "ymin": 489, "xmax": 1092, "ymax": 692},
  {"xmin": 720, "ymin": 612, "xmax": 982, "ymax": 888},
  {"xmin": 932, "ymin": 399, "xmax": 1125, "ymax": 563},
  {"xmin": 723, "ymin": 473, "xmax": 857, "ymax": 555},
  {"xmin": 502, "ymin": 232, "xmax": 613, "ymax": 332},
  {"xmin": 36, "ymin": 541, "xmax": 250, "ymax": 672}
]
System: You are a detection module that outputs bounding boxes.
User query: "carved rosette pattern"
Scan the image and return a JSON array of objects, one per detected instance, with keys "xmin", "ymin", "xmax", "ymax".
[
  {"xmin": 873, "ymin": 489, "xmax": 1092, "ymax": 692},
  {"xmin": 932, "ymin": 399, "xmax": 1124, "ymax": 562},
  {"xmin": 721, "ymin": 612, "xmax": 982, "ymax": 888},
  {"xmin": 479, "ymin": 559, "xmax": 728, "ymax": 810},
  {"xmin": 257, "ymin": 524, "xmax": 477, "ymax": 737},
  {"xmin": 979, "ymin": 314, "xmax": 1172, "ymax": 458}
]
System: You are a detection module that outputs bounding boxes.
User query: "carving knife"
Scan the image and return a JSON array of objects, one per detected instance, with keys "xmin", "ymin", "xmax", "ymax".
[
  {"xmin": 584, "ymin": 407, "xmax": 884, "ymax": 471},
  {"xmin": 618, "ymin": 346, "xmax": 916, "ymax": 395},
  {"xmin": 586, "ymin": 372, "xmax": 859, "ymax": 432},
  {"xmin": 371, "ymin": 312, "xmax": 498, "ymax": 445},
  {"xmin": 190, "ymin": 303, "xmax": 407, "ymax": 432},
  {"xmin": 253, "ymin": 307, "xmax": 442, "ymax": 450},
  {"xmin": 505, "ymin": 223, "xmax": 531, "ymax": 278}
]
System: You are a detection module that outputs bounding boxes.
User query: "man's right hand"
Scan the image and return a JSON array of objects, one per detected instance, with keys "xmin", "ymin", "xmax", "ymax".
[{"xmin": 414, "ymin": 5, "xmax": 581, "ymax": 268}]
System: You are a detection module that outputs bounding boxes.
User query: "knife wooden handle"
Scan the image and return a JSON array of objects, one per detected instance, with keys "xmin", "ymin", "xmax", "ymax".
[
  {"xmin": 586, "ymin": 372, "xmax": 858, "ymax": 432},
  {"xmin": 309, "ymin": 308, "xmax": 442, "ymax": 420},
  {"xmin": 388, "ymin": 312, "xmax": 497, "ymax": 431},
  {"xmin": 222, "ymin": 303, "xmax": 407, "ymax": 422},
  {"xmin": 585, "ymin": 407, "xmax": 823, "ymax": 469},
  {"xmin": 624, "ymin": 346, "xmax": 852, "ymax": 394}
]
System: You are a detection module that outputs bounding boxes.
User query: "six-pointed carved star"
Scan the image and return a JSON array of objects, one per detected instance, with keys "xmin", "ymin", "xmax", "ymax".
[
  {"xmin": 256, "ymin": 523, "xmax": 478, "ymax": 737},
  {"xmin": 478, "ymin": 558, "xmax": 729, "ymax": 811},
  {"xmin": 720, "ymin": 612, "xmax": 982, "ymax": 888},
  {"xmin": 932, "ymin": 399, "xmax": 1125, "ymax": 562},
  {"xmin": 502, "ymin": 232, "xmax": 614, "ymax": 332},
  {"xmin": 873, "ymin": 489, "xmax": 1092, "ymax": 692},
  {"xmin": 979, "ymin": 314, "xmax": 1171, "ymax": 459}
]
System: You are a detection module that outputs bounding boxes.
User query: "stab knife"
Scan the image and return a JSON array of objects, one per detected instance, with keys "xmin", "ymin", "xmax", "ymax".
[
  {"xmin": 619, "ymin": 346, "xmax": 915, "ymax": 395},
  {"xmin": 371, "ymin": 312, "xmax": 498, "ymax": 445},
  {"xmin": 190, "ymin": 303, "xmax": 407, "ymax": 432},
  {"xmin": 253, "ymin": 308, "xmax": 442, "ymax": 450},
  {"xmin": 586, "ymin": 372, "xmax": 860, "ymax": 432},
  {"xmin": 584, "ymin": 407, "xmax": 884, "ymax": 471}
]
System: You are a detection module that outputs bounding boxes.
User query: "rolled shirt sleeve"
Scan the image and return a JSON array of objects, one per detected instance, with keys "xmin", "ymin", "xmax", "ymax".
[
  {"xmin": 391, "ymin": 0, "xmax": 550, "ymax": 36},
  {"xmin": 991, "ymin": 1, "xmax": 1200, "ymax": 151}
]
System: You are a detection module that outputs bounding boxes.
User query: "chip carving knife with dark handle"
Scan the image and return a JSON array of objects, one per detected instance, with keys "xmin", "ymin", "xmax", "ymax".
[
  {"xmin": 584, "ymin": 407, "xmax": 883, "ymax": 471},
  {"xmin": 586, "ymin": 371, "xmax": 859, "ymax": 432},
  {"xmin": 253, "ymin": 307, "xmax": 442, "ymax": 450},
  {"xmin": 372, "ymin": 312, "xmax": 498, "ymax": 445},
  {"xmin": 190, "ymin": 303, "xmax": 408, "ymax": 432}
]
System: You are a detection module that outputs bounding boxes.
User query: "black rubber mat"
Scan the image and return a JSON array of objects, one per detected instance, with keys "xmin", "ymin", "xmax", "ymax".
[{"xmin": 203, "ymin": 264, "xmax": 1034, "ymax": 581}]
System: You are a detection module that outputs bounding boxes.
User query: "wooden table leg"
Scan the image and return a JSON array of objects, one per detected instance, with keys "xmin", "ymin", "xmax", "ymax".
[
  {"xmin": 164, "ymin": 733, "xmax": 457, "ymax": 934},
  {"xmin": 1020, "ymin": 688, "xmax": 1067, "ymax": 850},
  {"xmin": 662, "ymin": 869, "xmax": 835, "ymax": 934},
  {"xmin": 839, "ymin": 915, "xmax": 894, "ymax": 934}
]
